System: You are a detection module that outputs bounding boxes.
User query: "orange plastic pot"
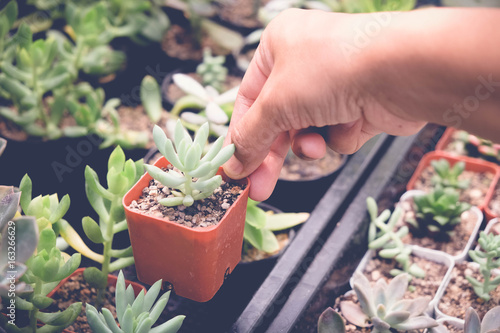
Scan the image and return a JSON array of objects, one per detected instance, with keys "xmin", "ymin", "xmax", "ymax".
[
  {"xmin": 123, "ymin": 156, "xmax": 250, "ymax": 302},
  {"xmin": 406, "ymin": 151, "xmax": 500, "ymax": 211},
  {"xmin": 434, "ymin": 127, "xmax": 456, "ymax": 151}
]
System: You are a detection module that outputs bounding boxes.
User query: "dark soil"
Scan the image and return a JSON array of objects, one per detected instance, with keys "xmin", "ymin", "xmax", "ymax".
[
  {"xmin": 162, "ymin": 24, "xmax": 231, "ymax": 61},
  {"xmin": 128, "ymin": 164, "xmax": 246, "ymax": 228},
  {"xmin": 48, "ymin": 274, "xmax": 118, "ymax": 332},
  {"xmin": 363, "ymin": 254, "xmax": 449, "ymax": 300},
  {"xmin": 116, "ymin": 105, "xmax": 171, "ymax": 149},
  {"xmin": 437, "ymin": 262, "xmax": 500, "ymax": 320},
  {"xmin": 399, "ymin": 199, "xmax": 479, "ymax": 257},
  {"xmin": 280, "ymin": 148, "xmax": 345, "ymax": 181},
  {"xmin": 413, "ymin": 166, "xmax": 494, "ymax": 207},
  {"xmin": 216, "ymin": 0, "xmax": 266, "ymax": 29}
]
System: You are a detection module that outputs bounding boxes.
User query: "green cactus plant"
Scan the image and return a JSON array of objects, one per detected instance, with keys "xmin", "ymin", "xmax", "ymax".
[
  {"xmin": 58, "ymin": 146, "xmax": 144, "ymax": 307},
  {"xmin": 86, "ymin": 270, "xmax": 185, "ymax": 333},
  {"xmin": 430, "ymin": 159, "xmax": 470, "ymax": 190},
  {"xmin": 466, "ymin": 231, "xmax": 500, "ymax": 301},
  {"xmin": 340, "ymin": 272, "xmax": 437, "ymax": 332},
  {"xmin": 367, "ymin": 197, "xmax": 424, "ymax": 278},
  {"xmin": 406, "ymin": 187, "xmax": 471, "ymax": 237},
  {"xmin": 145, "ymin": 121, "xmax": 234, "ymax": 207}
]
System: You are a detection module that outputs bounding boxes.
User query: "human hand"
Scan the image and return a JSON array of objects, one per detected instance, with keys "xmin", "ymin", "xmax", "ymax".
[{"xmin": 224, "ymin": 8, "xmax": 426, "ymax": 201}]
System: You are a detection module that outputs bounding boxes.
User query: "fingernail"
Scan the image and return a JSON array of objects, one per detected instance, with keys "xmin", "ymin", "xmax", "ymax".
[{"xmin": 224, "ymin": 157, "xmax": 244, "ymax": 179}]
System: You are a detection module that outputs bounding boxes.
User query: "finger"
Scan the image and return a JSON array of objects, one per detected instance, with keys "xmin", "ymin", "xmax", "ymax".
[
  {"xmin": 247, "ymin": 132, "xmax": 290, "ymax": 201},
  {"xmin": 289, "ymin": 128, "xmax": 327, "ymax": 160},
  {"xmin": 326, "ymin": 120, "xmax": 381, "ymax": 155}
]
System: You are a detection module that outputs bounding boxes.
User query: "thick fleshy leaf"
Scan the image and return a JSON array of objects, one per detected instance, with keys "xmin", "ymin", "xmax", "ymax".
[
  {"xmin": 145, "ymin": 165, "xmax": 185, "ymax": 188},
  {"xmin": 393, "ymin": 316, "xmax": 438, "ymax": 330},
  {"xmin": 213, "ymin": 86, "xmax": 239, "ymax": 105},
  {"xmin": 340, "ymin": 300, "xmax": 370, "ymax": 327},
  {"xmin": 0, "ymin": 186, "xmax": 21, "ymax": 228},
  {"xmin": 385, "ymin": 273, "xmax": 409, "ymax": 308},
  {"xmin": 181, "ymin": 112, "xmax": 206, "ymax": 125},
  {"xmin": 480, "ymin": 306, "xmax": 500, "ymax": 332},
  {"xmin": 384, "ymin": 310, "xmax": 410, "ymax": 326},
  {"xmin": 82, "ymin": 216, "xmax": 104, "ymax": 244},
  {"xmin": 149, "ymin": 315, "xmax": 185, "ymax": 333},
  {"xmin": 141, "ymin": 75, "xmax": 163, "ymax": 123},
  {"xmin": 205, "ymin": 102, "xmax": 228, "ymax": 125},
  {"xmin": 172, "ymin": 74, "xmax": 208, "ymax": 101},
  {"xmin": 0, "ymin": 216, "xmax": 38, "ymax": 267},
  {"xmin": 245, "ymin": 204, "xmax": 267, "ymax": 229},
  {"xmin": 318, "ymin": 308, "xmax": 346, "ymax": 333}
]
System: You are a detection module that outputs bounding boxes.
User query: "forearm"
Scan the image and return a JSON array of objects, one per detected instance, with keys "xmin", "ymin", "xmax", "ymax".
[{"xmin": 356, "ymin": 7, "xmax": 500, "ymax": 142}]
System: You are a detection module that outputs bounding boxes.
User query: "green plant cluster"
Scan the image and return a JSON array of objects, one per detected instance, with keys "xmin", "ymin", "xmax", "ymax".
[
  {"xmin": 86, "ymin": 271, "xmax": 184, "ymax": 333},
  {"xmin": 0, "ymin": 1, "xmax": 161, "ymax": 146},
  {"xmin": 407, "ymin": 186, "xmax": 471, "ymax": 237},
  {"xmin": 145, "ymin": 121, "xmax": 234, "ymax": 207},
  {"xmin": 430, "ymin": 159, "xmax": 470, "ymax": 190},
  {"xmin": 243, "ymin": 199, "xmax": 309, "ymax": 254},
  {"xmin": 366, "ymin": 197, "xmax": 424, "ymax": 278},
  {"xmin": 466, "ymin": 231, "xmax": 500, "ymax": 301},
  {"xmin": 318, "ymin": 272, "xmax": 438, "ymax": 333}
]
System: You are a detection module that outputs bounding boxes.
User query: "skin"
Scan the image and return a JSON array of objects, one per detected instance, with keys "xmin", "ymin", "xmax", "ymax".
[{"xmin": 223, "ymin": 7, "xmax": 500, "ymax": 201}]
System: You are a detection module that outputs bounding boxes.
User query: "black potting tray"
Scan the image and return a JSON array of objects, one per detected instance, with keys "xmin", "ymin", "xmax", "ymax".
[{"xmin": 230, "ymin": 124, "xmax": 445, "ymax": 333}]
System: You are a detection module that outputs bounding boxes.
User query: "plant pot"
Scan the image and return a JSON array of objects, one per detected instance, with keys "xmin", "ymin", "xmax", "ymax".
[
  {"xmin": 356, "ymin": 246, "xmax": 455, "ymax": 316},
  {"xmin": 266, "ymin": 150, "xmax": 348, "ymax": 213},
  {"xmin": 398, "ymin": 190, "xmax": 483, "ymax": 262},
  {"xmin": 45, "ymin": 268, "xmax": 146, "ymax": 333},
  {"xmin": 435, "ymin": 127, "xmax": 500, "ymax": 164},
  {"xmin": 406, "ymin": 151, "xmax": 500, "ymax": 211},
  {"xmin": 434, "ymin": 261, "xmax": 500, "ymax": 323},
  {"xmin": 485, "ymin": 183, "xmax": 500, "ymax": 221},
  {"xmin": 123, "ymin": 156, "xmax": 250, "ymax": 302}
]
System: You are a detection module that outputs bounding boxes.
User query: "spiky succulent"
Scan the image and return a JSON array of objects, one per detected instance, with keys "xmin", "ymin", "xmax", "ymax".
[
  {"xmin": 367, "ymin": 197, "xmax": 424, "ymax": 278},
  {"xmin": 407, "ymin": 187, "xmax": 471, "ymax": 237},
  {"xmin": 86, "ymin": 270, "xmax": 185, "ymax": 333},
  {"xmin": 466, "ymin": 231, "xmax": 500, "ymax": 301},
  {"xmin": 430, "ymin": 159, "xmax": 469, "ymax": 190},
  {"xmin": 145, "ymin": 121, "xmax": 235, "ymax": 207},
  {"xmin": 339, "ymin": 272, "xmax": 438, "ymax": 333}
]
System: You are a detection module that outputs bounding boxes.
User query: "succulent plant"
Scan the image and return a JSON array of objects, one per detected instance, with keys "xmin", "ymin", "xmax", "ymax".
[
  {"xmin": 145, "ymin": 121, "xmax": 234, "ymax": 207},
  {"xmin": 455, "ymin": 130, "xmax": 500, "ymax": 164},
  {"xmin": 243, "ymin": 199, "xmax": 309, "ymax": 254},
  {"xmin": 406, "ymin": 186, "xmax": 471, "ymax": 237},
  {"xmin": 430, "ymin": 306, "xmax": 500, "ymax": 333},
  {"xmin": 0, "ymin": 186, "xmax": 38, "ymax": 299},
  {"xmin": 466, "ymin": 231, "xmax": 500, "ymax": 301},
  {"xmin": 317, "ymin": 307, "xmax": 346, "ymax": 333},
  {"xmin": 366, "ymin": 197, "xmax": 424, "ymax": 278},
  {"xmin": 86, "ymin": 270, "xmax": 185, "ymax": 333},
  {"xmin": 58, "ymin": 146, "xmax": 144, "ymax": 307},
  {"xmin": 430, "ymin": 159, "xmax": 470, "ymax": 190},
  {"xmin": 196, "ymin": 48, "xmax": 228, "ymax": 92},
  {"xmin": 341, "ymin": 0, "xmax": 415, "ymax": 13},
  {"xmin": 464, "ymin": 306, "xmax": 500, "ymax": 333},
  {"xmin": 339, "ymin": 272, "xmax": 438, "ymax": 332},
  {"xmin": 169, "ymin": 73, "xmax": 239, "ymax": 137},
  {"xmin": 141, "ymin": 75, "xmax": 164, "ymax": 124},
  {"xmin": 2, "ymin": 176, "xmax": 82, "ymax": 332}
]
